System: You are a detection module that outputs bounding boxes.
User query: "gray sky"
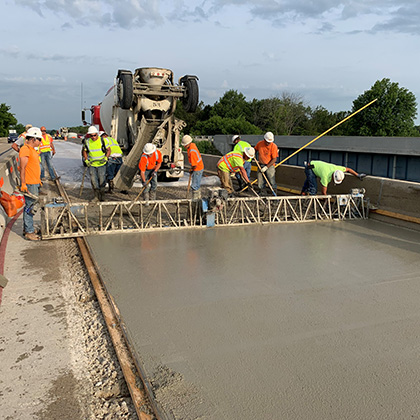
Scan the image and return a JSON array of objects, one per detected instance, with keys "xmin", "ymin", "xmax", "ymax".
[{"xmin": 1, "ymin": 0, "xmax": 420, "ymax": 129}]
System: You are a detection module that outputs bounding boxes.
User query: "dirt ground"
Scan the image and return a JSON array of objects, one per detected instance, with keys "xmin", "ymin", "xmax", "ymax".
[{"xmin": 0, "ymin": 180, "xmax": 154, "ymax": 420}]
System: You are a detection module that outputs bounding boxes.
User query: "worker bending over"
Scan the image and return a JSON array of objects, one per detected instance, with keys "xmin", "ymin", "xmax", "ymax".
[
  {"xmin": 19, "ymin": 127, "xmax": 42, "ymax": 241},
  {"xmin": 102, "ymin": 131, "xmax": 123, "ymax": 193},
  {"xmin": 254, "ymin": 132, "xmax": 278, "ymax": 195},
  {"xmin": 301, "ymin": 160, "xmax": 366, "ymax": 195},
  {"xmin": 139, "ymin": 143, "xmax": 162, "ymax": 201},
  {"xmin": 232, "ymin": 135, "xmax": 252, "ymax": 190},
  {"xmin": 39, "ymin": 126, "xmax": 57, "ymax": 181},
  {"xmin": 217, "ymin": 147, "xmax": 255, "ymax": 194},
  {"xmin": 82, "ymin": 126, "xmax": 111, "ymax": 202},
  {"xmin": 182, "ymin": 135, "xmax": 204, "ymax": 199}
]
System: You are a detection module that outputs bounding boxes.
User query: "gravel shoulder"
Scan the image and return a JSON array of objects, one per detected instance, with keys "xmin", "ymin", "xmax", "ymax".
[{"xmin": 0, "ymin": 181, "xmax": 152, "ymax": 419}]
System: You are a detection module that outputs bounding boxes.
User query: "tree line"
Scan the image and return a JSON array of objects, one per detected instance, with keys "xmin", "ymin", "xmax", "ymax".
[
  {"xmin": 175, "ymin": 78, "xmax": 419, "ymax": 138},
  {"xmin": 1, "ymin": 78, "xmax": 418, "ymax": 138}
]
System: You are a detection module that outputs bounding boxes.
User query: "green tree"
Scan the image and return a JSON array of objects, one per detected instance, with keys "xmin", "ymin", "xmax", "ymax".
[
  {"xmin": 250, "ymin": 93, "xmax": 310, "ymax": 135},
  {"xmin": 304, "ymin": 107, "xmax": 350, "ymax": 136},
  {"xmin": 0, "ymin": 103, "xmax": 18, "ymax": 137},
  {"xmin": 191, "ymin": 115, "xmax": 262, "ymax": 136},
  {"xmin": 348, "ymin": 78, "xmax": 418, "ymax": 136},
  {"xmin": 211, "ymin": 90, "xmax": 251, "ymax": 120},
  {"xmin": 174, "ymin": 101, "xmax": 211, "ymax": 134}
]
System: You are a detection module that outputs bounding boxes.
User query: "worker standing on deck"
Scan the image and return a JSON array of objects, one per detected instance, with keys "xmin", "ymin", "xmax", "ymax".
[
  {"xmin": 39, "ymin": 126, "xmax": 57, "ymax": 181},
  {"xmin": 254, "ymin": 132, "xmax": 278, "ymax": 195},
  {"xmin": 182, "ymin": 135, "xmax": 204, "ymax": 199},
  {"xmin": 232, "ymin": 135, "xmax": 252, "ymax": 191},
  {"xmin": 301, "ymin": 160, "xmax": 366, "ymax": 195},
  {"xmin": 217, "ymin": 147, "xmax": 255, "ymax": 194},
  {"xmin": 19, "ymin": 127, "xmax": 42, "ymax": 241},
  {"xmin": 82, "ymin": 126, "xmax": 111, "ymax": 202},
  {"xmin": 139, "ymin": 143, "xmax": 162, "ymax": 201},
  {"xmin": 102, "ymin": 131, "xmax": 123, "ymax": 193}
]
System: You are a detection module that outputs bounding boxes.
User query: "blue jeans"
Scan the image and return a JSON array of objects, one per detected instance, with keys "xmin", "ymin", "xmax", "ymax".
[
  {"xmin": 40, "ymin": 152, "xmax": 56, "ymax": 180},
  {"xmin": 191, "ymin": 169, "xmax": 203, "ymax": 191},
  {"xmin": 89, "ymin": 165, "xmax": 107, "ymax": 190},
  {"xmin": 235, "ymin": 161, "xmax": 251, "ymax": 184},
  {"xmin": 144, "ymin": 169, "xmax": 157, "ymax": 192},
  {"xmin": 302, "ymin": 165, "xmax": 317, "ymax": 195},
  {"xmin": 106, "ymin": 156, "xmax": 123, "ymax": 181},
  {"xmin": 23, "ymin": 184, "xmax": 39, "ymax": 234}
]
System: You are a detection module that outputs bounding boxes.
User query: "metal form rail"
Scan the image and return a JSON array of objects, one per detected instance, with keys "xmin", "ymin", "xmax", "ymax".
[{"xmin": 41, "ymin": 193, "xmax": 366, "ymax": 240}]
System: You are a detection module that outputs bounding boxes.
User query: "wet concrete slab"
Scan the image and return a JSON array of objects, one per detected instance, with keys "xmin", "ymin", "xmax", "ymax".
[{"xmin": 87, "ymin": 220, "xmax": 420, "ymax": 419}]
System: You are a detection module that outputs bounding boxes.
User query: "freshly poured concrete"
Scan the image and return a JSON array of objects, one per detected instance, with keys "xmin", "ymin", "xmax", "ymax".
[{"xmin": 87, "ymin": 220, "xmax": 420, "ymax": 419}]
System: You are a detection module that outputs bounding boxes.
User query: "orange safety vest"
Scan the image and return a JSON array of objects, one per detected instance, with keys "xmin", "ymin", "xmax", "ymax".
[
  {"xmin": 39, "ymin": 134, "xmax": 53, "ymax": 153},
  {"xmin": 217, "ymin": 152, "xmax": 244, "ymax": 173}
]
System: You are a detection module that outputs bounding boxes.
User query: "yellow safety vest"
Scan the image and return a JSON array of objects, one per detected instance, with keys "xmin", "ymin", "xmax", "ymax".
[
  {"xmin": 85, "ymin": 137, "xmax": 108, "ymax": 167},
  {"xmin": 39, "ymin": 134, "xmax": 53, "ymax": 153},
  {"xmin": 106, "ymin": 136, "xmax": 122, "ymax": 156},
  {"xmin": 217, "ymin": 152, "xmax": 244, "ymax": 173}
]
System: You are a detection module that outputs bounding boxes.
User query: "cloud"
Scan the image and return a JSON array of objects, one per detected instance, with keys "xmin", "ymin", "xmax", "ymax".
[
  {"xmin": 15, "ymin": 0, "xmax": 164, "ymax": 29},
  {"xmin": 13, "ymin": 0, "xmax": 420, "ymax": 34}
]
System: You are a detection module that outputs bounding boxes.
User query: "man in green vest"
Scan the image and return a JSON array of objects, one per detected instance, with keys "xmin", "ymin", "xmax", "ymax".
[
  {"xmin": 232, "ymin": 135, "xmax": 252, "ymax": 190},
  {"xmin": 82, "ymin": 126, "xmax": 111, "ymax": 202},
  {"xmin": 101, "ymin": 131, "xmax": 123, "ymax": 193}
]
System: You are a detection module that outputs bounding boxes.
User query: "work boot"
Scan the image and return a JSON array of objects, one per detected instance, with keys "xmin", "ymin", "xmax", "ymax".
[
  {"xmin": 25, "ymin": 232, "xmax": 40, "ymax": 241},
  {"xmin": 108, "ymin": 180, "xmax": 113, "ymax": 193},
  {"xmin": 192, "ymin": 189, "xmax": 201, "ymax": 200},
  {"xmin": 149, "ymin": 191, "xmax": 156, "ymax": 201},
  {"xmin": 143, "ymin": 191, "xmax": 150, "ymax": 202},
  {"xmin": 99, "ymin": 189, "xmax": 105, "ymax": 202},
  {"xmin": 92, "ymin": 189, "xmax": 100, "ymax": 202}
]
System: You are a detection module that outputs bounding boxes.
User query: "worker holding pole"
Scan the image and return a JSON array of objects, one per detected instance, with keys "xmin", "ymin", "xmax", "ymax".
[
  {"xmin": 254, "ymin": 132, "xmax": 278, "ymax": 195},
  {"xmin": 302, "ymin": 161, "xmax": 366, "ymax": 195},
  {"xmin": 232, "ymin": 135, "xmax": 252, "ymax": 191},
  {"xmin": 217, "ymin": 147, "xmax": 255, "ymax": 194},
  {"xmin": 182, "ymin": 135, "xmax": 204, "ymax": 200},
  {"xmin": 139, "ymin": 143, "xmax": 162, "ymax": 202}
]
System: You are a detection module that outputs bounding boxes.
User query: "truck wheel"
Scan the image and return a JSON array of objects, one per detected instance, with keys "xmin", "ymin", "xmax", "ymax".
[
  {"xmin": 181, "ymin": 77, "xmax": 199, "ymax": 113},
  {"xmin": 117, "ymin": 72, "xmax": 133, "ymax": 110}
]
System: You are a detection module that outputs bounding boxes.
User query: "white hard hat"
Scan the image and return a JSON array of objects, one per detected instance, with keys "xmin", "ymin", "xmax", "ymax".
[
  {"xmin": 143, "ymin": 143, "xmax": 157, "ymax": 155},
  {"xmin": 232, "ymin": 135, "xmax": 240, "ymax": 143},
  {"xmin": 26, "ymin": 127, "xmax": 42, "ymax": 139},
  {"xmin": 87, "ymin": 126, "xmax": 99, "ymax": 135},
  {"xmin": 333, "ymin": 170, "xmax": 345, "ymax": 184},
  {"xmin": 264, "ymin": 131, "xmax": 274, "ymax": 142},
  {"xmin": 99, "ymin": 131, "xmax": 105, "ymax": 136},
  {"xmin": 244, "ymin": 147, "xmax": 255, "ymax": 159},
  {"xmin": 181, "ymin": 135, "xmax": 192, "ymax": 147}
]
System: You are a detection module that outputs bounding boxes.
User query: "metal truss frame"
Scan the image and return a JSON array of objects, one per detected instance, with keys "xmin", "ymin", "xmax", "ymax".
[{"xmin": 40, "ymin": 194, "xmax": 366, "ymax": 239}]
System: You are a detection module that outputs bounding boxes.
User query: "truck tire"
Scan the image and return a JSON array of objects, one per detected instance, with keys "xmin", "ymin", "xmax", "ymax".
[
  {"xmin": 117, "ymin": 72, "xmax": 133, "ymax": 110},
  {"xmin": 181, "ymin": 76, "xmax": 199, "ymax": 113}
]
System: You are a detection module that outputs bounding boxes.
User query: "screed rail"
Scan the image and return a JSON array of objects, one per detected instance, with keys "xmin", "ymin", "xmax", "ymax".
[{"xmin": 40, "ymin": 193, "xmax": 366, "ymax": 239}]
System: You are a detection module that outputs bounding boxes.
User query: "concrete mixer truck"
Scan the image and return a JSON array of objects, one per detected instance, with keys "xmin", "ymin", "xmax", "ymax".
[{"xmin": 82, "ymin": 67, "xmax": 199, "ymax": 190}]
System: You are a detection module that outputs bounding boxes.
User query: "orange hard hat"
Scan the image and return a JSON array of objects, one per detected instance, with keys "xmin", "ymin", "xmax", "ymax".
[{"xmin": 40, "ymin": 126, "xmax": 46, "ymax": 131}]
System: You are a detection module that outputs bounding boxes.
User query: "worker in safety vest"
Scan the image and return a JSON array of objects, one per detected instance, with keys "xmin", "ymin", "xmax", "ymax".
[
  {"xmin": 82, "ymin": 126, "xmax": 111, "ymax": 202},
  {"xmin": 39, "ymin": 126, "xmax": 57, "ymax": 181},
  {"xmin": 254, "ymin": 131, "xmax": 278, "ymax": 195},
  {"xmin": 217, "ymin": 147, "xmax": 255, "ymax": 194},
  {"xmin": 138, "ymin": 143, "xmax": 162, "ymax": 202},
  {"xmin": 101, "ymin": 131, "xmax": 123, "ymax": 193},
  {"xmin": 181, "ymin": 135, "xmax": 204, "ymax": 200},
  {"xmin": 232, "ymin": 135, "xmax": 252, "ymax": 191},
  {"xmin": 11, "ymin": 124, "xmax": 32, "ymax": 153},
  {"xmin": 19, "ymin": 127, "xmax": 42, "ymax": 241},
  {"xmin": 301, "ymin": 160, "xmax": 366, "ymax": 195}
]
